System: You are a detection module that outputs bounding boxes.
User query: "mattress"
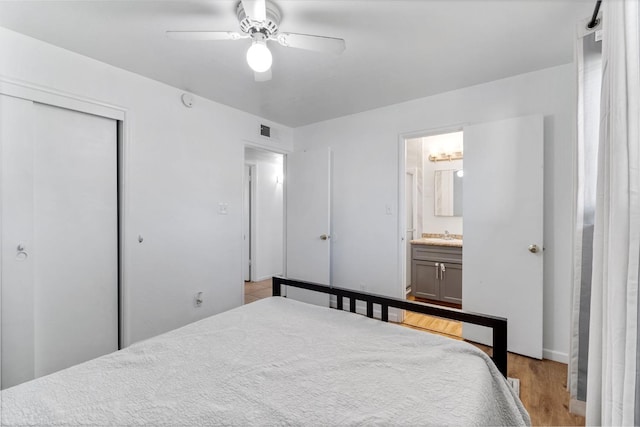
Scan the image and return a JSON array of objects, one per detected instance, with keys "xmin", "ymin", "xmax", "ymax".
[{"xmin": 1, "ymin": 297, "xmax": 530, "ymax": 426}]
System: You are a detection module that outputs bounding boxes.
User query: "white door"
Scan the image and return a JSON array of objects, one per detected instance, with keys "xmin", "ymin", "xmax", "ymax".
[
  {"xmin": 285, "ymin": 147, "xmax": 331, "ymax": 305},
  {"xmin": 463, "ymin": 115, "xmax": 543, "ymax": 359},
  {"xmin": 1, "ymin": 95, "xmax": 119, "ymax": 388}
]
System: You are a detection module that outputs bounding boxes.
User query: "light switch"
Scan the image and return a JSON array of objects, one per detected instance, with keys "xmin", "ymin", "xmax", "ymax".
[
  {"xmin": 385, "ymin": 204, "xmax": 393, "ymax": 215},
  {"xmin": 218, "ymin": 203, "xmax": 229, "ymax": 215}
]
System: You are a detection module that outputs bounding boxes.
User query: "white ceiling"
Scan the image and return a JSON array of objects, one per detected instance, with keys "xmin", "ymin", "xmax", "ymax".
[{"xmin": 0, "ymin": 1, "xmax": 593, "ymax": 127}]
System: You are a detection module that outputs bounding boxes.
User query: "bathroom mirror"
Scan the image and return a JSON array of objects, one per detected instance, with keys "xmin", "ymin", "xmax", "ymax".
[{"xmin": 434, "ymin": 169, "xmax": 463, "ymax": 217}]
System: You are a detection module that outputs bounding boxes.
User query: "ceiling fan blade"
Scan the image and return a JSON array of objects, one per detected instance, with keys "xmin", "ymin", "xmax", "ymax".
[
  {"xmin": 166, "ymin": 31, "xmax": 246, "ymax": 41},
  {"xmin": 254, "ymin": 68, "xmax": 272, "ymax": 82},
  {"xmin": 241, "ymin": 0, "xmax": 267, "ymax": 22},
  {"xmin": 276, "ymin": 32, "xmax": 346, "ymax": 55}
]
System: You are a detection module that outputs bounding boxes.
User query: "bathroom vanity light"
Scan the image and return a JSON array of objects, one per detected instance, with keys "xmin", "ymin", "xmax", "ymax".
[{"xmin": 428, "ymin": 151, "xmax": 463, "ymax": 162}]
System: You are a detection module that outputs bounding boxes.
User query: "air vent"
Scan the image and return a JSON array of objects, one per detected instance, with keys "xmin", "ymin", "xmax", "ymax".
[{"xmin": 260, "ymin": 124, "xmax": 271, "ymax": 138}]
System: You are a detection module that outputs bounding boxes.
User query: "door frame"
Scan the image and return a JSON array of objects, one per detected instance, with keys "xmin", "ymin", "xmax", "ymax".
[
  {"xmin": 0, "ymin": 77, "xmax": 129, "ymax": 348},
  {"xmin": 241, "ymin": 143, "xmax": 287, "ymax": 303},
  {"xmin": 397, "ymin": 124, "xmax": 465, "ymax": 302},
  {"xmin": 404, "ymin": 168, "xmax": 418, "ymax": 293},
  {"xmin": 242, "ymin": 163, "xmax": 256, "ymax": 282},
  {"xmin": 406, "ymin": 168, "xmax": 418, "ymax": 241}
]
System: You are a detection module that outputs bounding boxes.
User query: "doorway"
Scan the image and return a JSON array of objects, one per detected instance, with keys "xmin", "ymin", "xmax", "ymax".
[
  {"xmin": 402, "ymin": 131, "xmax": 463, "ymax": 297},
  {"xmin": 400, "ymin": 130, "xmax": 464, "ymax": 337},
  {"xmin": 242, "ymin": 147, "xmax": 285, "ymax": 301}
]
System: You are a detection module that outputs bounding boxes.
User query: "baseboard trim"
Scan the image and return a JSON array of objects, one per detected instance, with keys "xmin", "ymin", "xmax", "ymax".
[
  {"xmin": 252, "ymin": 274, "xmax": 279, "ymax": 283},
  {"xmin": 543, "ymin": 348, "xmax": 568, "ymax": 364},
  {"xmin": 569, "ymin": 399, "xmax": 586, "ymax": 416}
]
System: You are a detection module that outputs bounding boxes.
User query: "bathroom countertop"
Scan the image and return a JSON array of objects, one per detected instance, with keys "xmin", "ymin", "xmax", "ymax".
[
  {"xmin": 410, "ymin": 236, "xmax": 463, "ymax": 248},
  {"xmin": 410, "ymin": 238, "xmax": 463, "ymax": 247}
]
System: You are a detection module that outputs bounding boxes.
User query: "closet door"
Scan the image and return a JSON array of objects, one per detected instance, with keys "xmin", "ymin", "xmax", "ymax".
[
  {"xmin": 1, "ymin": 94, "xmax": 36, "ymax": 389},
  {"xmin": 32, "ymin": 102, "xmax": 118, "ymax": 378},
  {"xmin": 1, "ymin": 96, "xmax": 118, "ymax": 388}
]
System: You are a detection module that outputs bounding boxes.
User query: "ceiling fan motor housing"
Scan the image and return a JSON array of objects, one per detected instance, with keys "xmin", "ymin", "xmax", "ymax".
[{"xmin": 237, "ymin": 0, "xmax": 281, "ymax": 38}]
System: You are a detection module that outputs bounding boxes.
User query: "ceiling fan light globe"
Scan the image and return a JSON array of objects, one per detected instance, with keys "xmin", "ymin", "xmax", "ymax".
[{"xmin": 246, "ymin": 41, "xmax": 272, "ymax": 73}]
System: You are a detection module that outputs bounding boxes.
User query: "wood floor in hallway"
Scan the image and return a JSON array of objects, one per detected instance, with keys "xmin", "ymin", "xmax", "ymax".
[{"xmin": 244, "ymin": 278, "xmax": 273, "ymax": 304}]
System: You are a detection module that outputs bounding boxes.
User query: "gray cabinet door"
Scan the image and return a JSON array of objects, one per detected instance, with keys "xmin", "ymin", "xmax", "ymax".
[
  {"xmin": 440, "ymin": 262, "xmax": 462, "ymax": 304},
  {"xmin": 412, "ymin": 260, "xmax": 439, "ymax": 300}
]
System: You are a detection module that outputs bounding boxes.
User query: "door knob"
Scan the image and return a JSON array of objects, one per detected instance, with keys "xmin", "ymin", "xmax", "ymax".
[
  {"xmin": 320, "ymin": 234, "xmax": 330, "ymax": 241},
  {"xmin": 528, "ymin": 244, "xmax": 539, "ymax": 253},
  {"xmin": 16, "ymin": 243, "xmax": 28, "ymax": 261}
]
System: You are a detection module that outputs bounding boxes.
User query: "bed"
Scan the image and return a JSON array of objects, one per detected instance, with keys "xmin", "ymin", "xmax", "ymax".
[{"xmin": 1, "ymin": 278, "xmax": 530, "ymax": 426}]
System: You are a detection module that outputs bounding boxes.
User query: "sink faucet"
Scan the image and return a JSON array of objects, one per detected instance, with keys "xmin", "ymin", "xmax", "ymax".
[{"xmin": 443, "ymin": 230, "xmax": 451, "ymax": 240}]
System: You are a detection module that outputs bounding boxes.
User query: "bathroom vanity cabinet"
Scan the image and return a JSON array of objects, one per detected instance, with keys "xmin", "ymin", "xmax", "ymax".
[{"xmin": 411, "ymin": 245, "xmax": 462, "ymax": 305}]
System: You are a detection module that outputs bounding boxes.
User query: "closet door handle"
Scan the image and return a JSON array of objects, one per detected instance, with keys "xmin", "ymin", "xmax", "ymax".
[
  {"xmin": 435, "ymin": 263, "xmax": 440, "ymax": 280},
  {"xmin": 440, "ymin": 263, "xmax": 446, "ymax": 280}
]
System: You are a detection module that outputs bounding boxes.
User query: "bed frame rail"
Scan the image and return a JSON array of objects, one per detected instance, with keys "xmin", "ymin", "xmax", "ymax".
[{"xmin": 272, "ymin": 276, "xmax": 508, "ymax": 377}]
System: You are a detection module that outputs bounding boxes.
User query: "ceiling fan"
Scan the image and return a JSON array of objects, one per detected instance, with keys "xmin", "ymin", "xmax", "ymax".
[{"xmin": 166, "ymin": 0, "xmax": 346, "ymax": 82}]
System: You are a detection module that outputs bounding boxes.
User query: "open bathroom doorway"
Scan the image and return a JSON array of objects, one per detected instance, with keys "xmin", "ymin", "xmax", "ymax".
[{"xmin": 400, "ymin": 129, "xmax": 464, "ymax": 336}]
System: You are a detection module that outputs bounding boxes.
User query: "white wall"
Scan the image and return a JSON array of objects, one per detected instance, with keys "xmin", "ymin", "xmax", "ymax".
[
  {"xmin": 293, "ymin": 64, "xmax": 574, "ymax": 362},
  {"xmin": 0, "ymin": 27, "xmax": 293, "ymax": 346}
]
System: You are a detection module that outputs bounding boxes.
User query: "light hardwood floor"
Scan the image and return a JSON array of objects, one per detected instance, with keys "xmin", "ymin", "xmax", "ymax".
[
  {"xmin": 402, "ymin": 311, "xmax": 463, "ymax": 338},
  {"xmin": 243, "ymin": 279, "xmax": 585, "ymax": 426},
  {"xmin": 244, "ymin": 279, "xmax": 273, "ymax": 304}
]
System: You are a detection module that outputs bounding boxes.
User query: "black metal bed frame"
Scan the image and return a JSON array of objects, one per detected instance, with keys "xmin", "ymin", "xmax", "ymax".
[{"xmin": 272, "ymin": 276, "xmax": 508, "ymax": 377}]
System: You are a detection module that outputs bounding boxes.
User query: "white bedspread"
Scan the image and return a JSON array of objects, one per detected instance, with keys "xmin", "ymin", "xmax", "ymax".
[{"xmin": 1, "ymin": 297, "xmax": 530, "ymax": 426}]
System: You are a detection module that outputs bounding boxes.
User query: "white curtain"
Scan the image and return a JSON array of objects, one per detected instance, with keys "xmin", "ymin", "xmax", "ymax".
[{"xmin": 586, "ymin": 1, "xmax": 640, "ymax": 425}]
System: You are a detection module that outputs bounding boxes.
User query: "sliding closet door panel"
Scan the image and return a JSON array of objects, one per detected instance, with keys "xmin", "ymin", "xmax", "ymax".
[
  {"xmin": 0, "ymin": 94, "xmax": 36, "ymax": 389},
  {"xmin": 32, "ymin": 103, "xmax": 118, "ymax": 378}
]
